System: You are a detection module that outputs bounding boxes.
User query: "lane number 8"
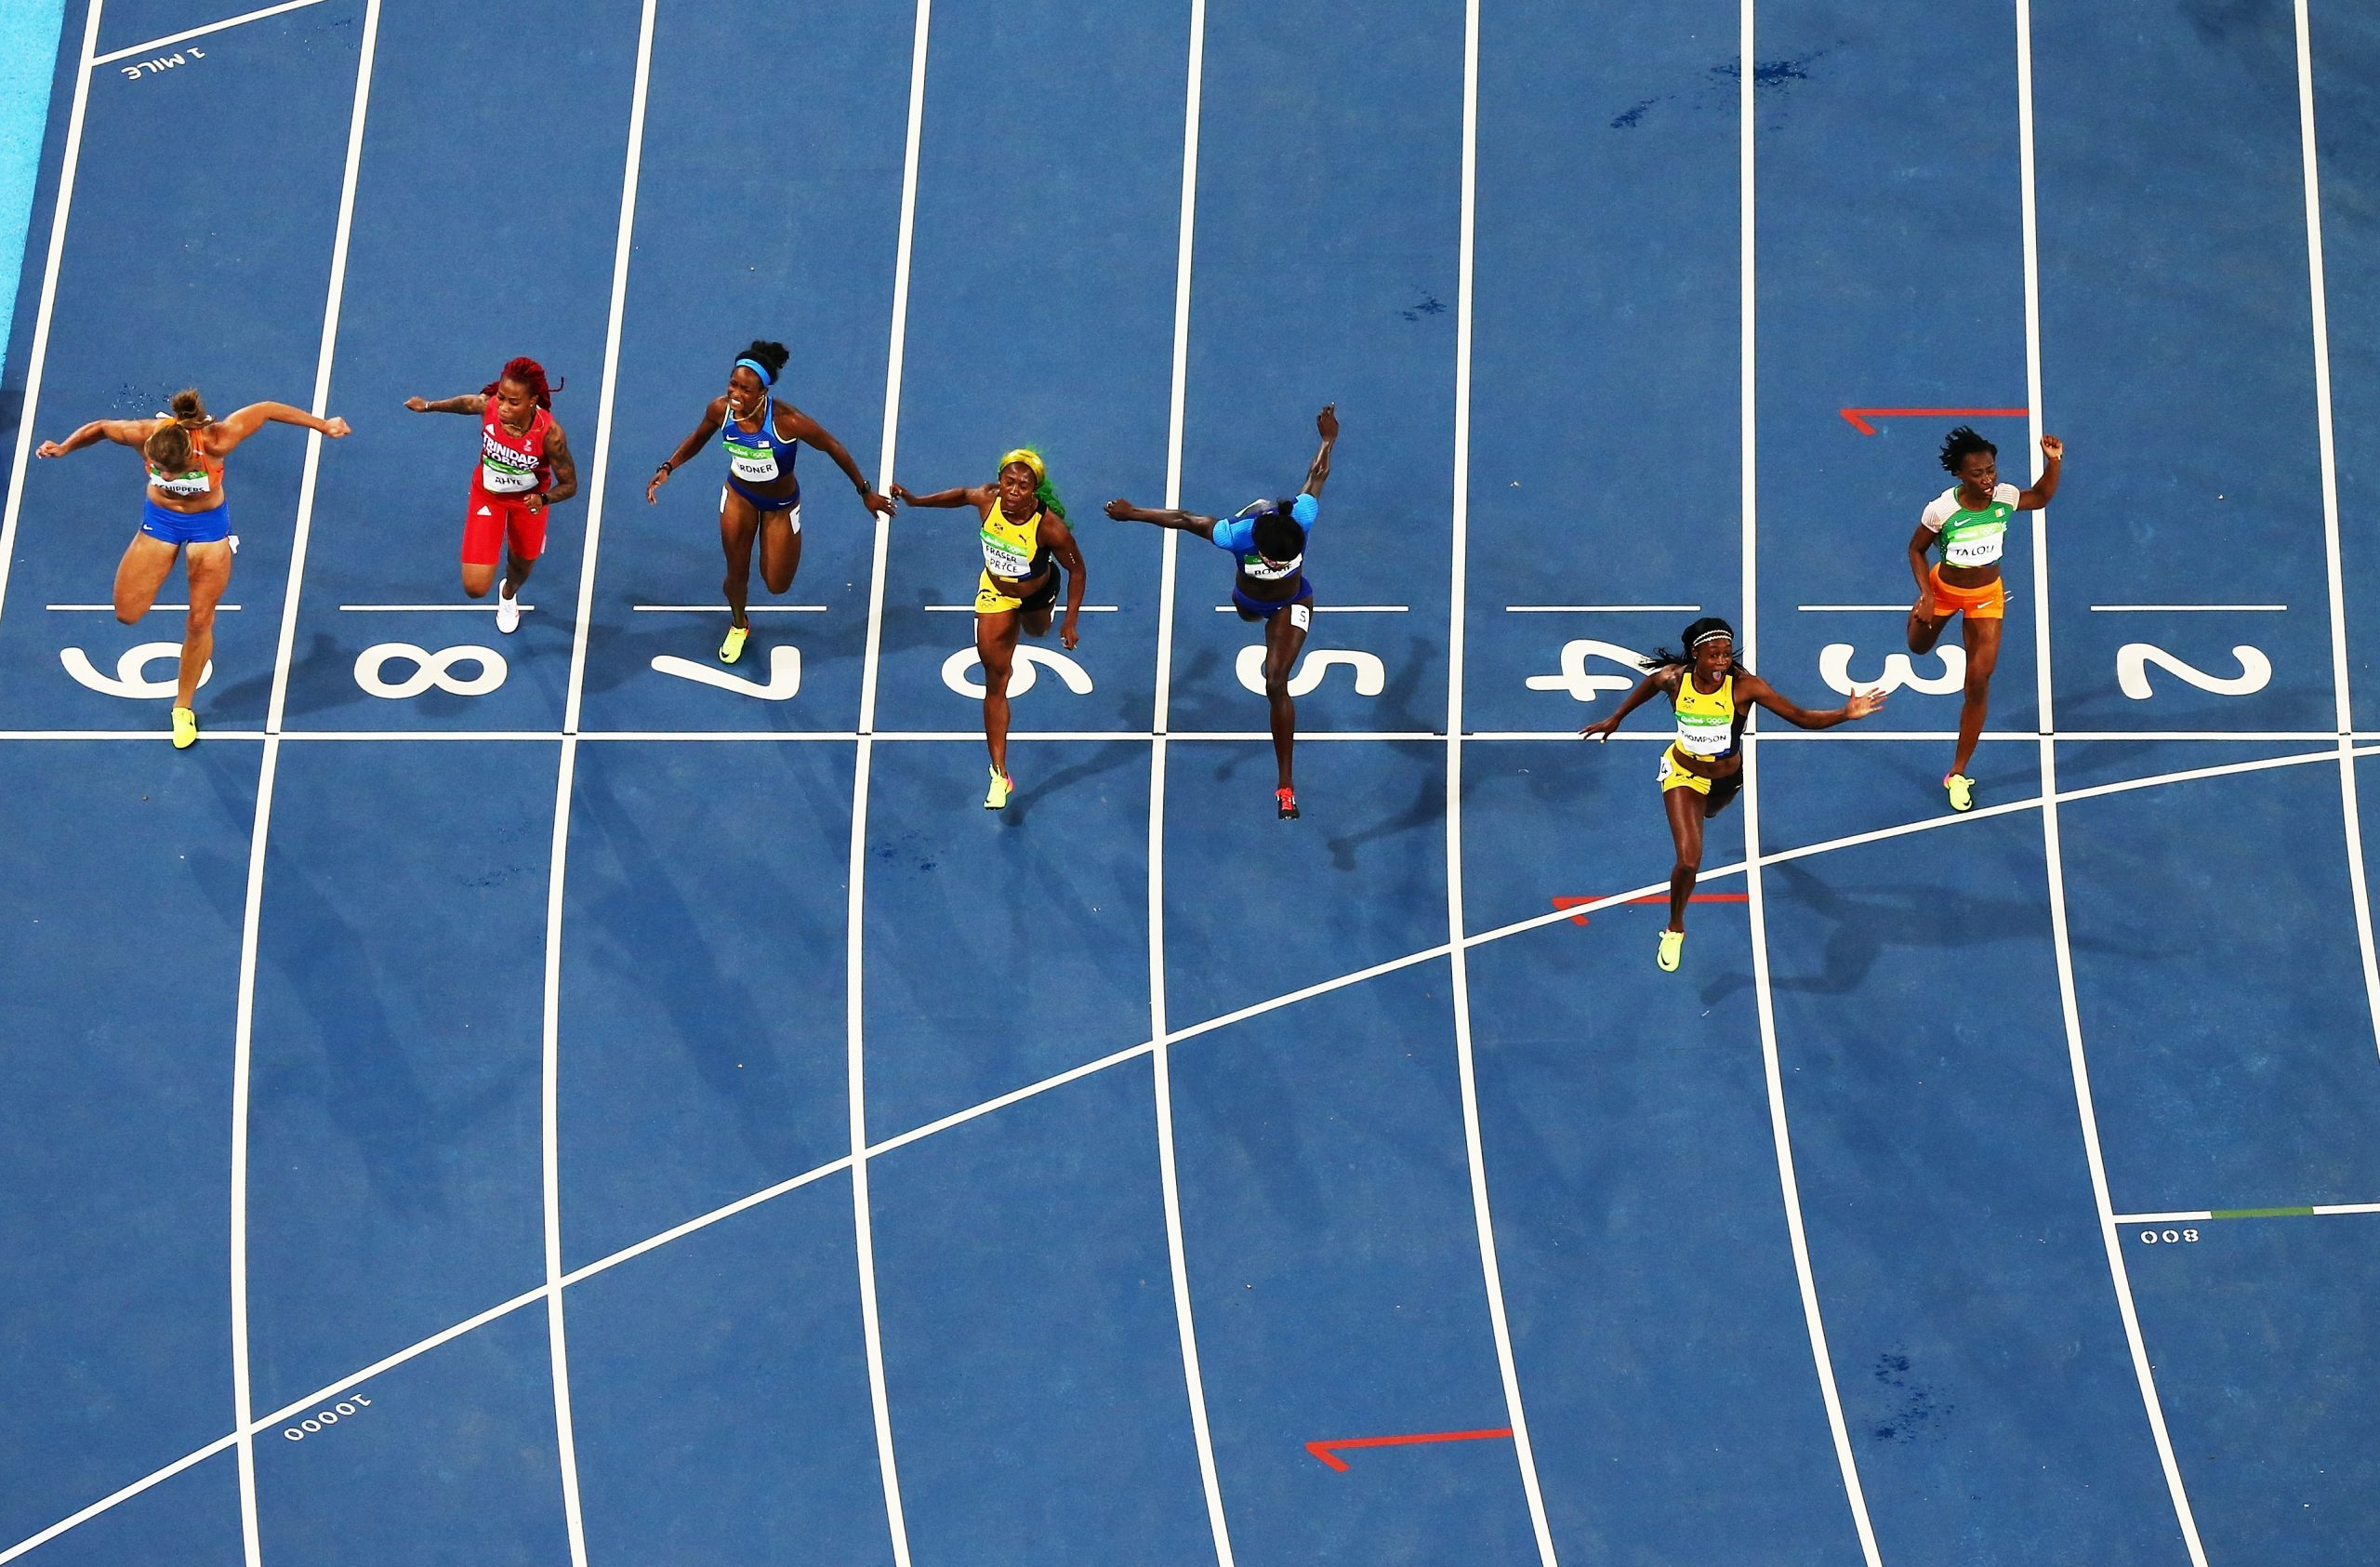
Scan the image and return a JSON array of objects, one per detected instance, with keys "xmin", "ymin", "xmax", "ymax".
[{"xmin": 2137, "ymin": 1228, "xmax": 2200, "ymax": 1244}]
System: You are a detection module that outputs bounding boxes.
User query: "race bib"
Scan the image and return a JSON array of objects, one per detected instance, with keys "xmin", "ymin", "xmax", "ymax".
[
  {"xmin": 151, "ymin": 470, "xmax": 210, "ymax": 498},
  {"xmin": 481, "ymin": 459, "xmax": 537, "ymax": 494},
  {"xmin": 1674, "ymin": 710, "xmax": 1732, "ymax": 756},
  {"xmin": 1239, "ymin": 551, "xmax": 1302, "ymax": 582},
  {"xmin": 725, "ymin": 439, "xmax": 779, "ymax": 483},
  {"xmin": 981, "ymin": 531, "xmax": 1035, "ymax": 578},
  {"xmin": 1289, "ymin": 603, "xmax": 1311, "ymax": 631},
  {"xmin": 1941, "ymin": 519, "xmax": 2006, "ymax": 567}
]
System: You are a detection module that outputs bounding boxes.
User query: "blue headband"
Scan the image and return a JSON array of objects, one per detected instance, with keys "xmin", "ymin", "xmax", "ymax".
[{"xmin": 734, "ymin": 357, "xmax": 774, "ymax": 388}]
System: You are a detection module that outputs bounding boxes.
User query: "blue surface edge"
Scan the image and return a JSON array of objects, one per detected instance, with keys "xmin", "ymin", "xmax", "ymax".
[{"xmin": 0, "ymin": 0, "xmax": 71, "ymax": 405}]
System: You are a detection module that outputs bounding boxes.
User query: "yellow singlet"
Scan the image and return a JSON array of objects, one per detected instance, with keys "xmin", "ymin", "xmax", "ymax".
[
  {"xmin": 1658, "ymin": 672, "xmax": 1737, "ymax": 795},
  {"xmin": 975, "ymin": 503, "xmax": 1051, "ymax": 614}
]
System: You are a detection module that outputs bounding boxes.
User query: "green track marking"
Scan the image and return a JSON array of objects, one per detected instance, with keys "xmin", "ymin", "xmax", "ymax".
[{"xmin": 2208, "ymin": 1206, "xmax": 2317, "ymax": 1220}]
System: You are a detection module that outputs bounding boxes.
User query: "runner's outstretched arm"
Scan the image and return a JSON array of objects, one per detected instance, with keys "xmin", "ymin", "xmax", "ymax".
[{"xmin": 1301, "ymin": 403, "xmax": 1338, "ymax": 498}]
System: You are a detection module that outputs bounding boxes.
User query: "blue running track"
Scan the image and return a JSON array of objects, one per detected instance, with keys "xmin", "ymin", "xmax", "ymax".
[{"xmin": 5, "ymin": 2, "xmax": 2380, "ymax": 1563}]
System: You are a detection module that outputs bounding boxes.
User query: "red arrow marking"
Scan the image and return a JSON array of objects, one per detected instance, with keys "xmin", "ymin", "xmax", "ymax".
[
  {"xmin": 1552, "ymin": 894, "xmax": 1749, "ymax": 926},
  {"xmin": 1839, "ymin": 406, "xmax": 2028, "ymax": 436},
  {"xmin": 1305, "ymin": 1428, "xmax": 1514, "ymax": 1472}
]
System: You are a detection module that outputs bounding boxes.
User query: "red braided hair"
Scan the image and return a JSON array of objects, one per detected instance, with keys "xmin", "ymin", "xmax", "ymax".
[{"xmin": 483, "ymin": 355, "xmax": 556, "ymax": 409}]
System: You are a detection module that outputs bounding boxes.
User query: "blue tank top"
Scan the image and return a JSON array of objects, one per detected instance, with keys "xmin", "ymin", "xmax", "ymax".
[{"xmin": 720, "ymin": 404, "xmax": 800, "ymax": 491}]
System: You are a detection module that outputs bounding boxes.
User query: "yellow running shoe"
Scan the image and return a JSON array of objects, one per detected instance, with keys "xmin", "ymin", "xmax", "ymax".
[
  {"xmin": 985, "ymin": 766, "xmax": 1012, "ymax": 810},
  {"xmin": 170, "ymin": 706, "xmax": 198, "ymax": 750},
  {"xmin": 1656, "ymin": 928, "xmax": 1684, "ymax": 973},
  {"xmin": 719, "ymin": 622, "xmax": 750, "ymax": 664},
  {"xmin": 1945, "ymin": 773, "xmax": 1975, "ymax": 813}
]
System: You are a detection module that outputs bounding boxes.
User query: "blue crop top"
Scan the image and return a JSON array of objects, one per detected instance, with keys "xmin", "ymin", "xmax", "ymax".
[{"xmin": 1211, "ymin": 494, "xmax": 1318, "ymax": 581}]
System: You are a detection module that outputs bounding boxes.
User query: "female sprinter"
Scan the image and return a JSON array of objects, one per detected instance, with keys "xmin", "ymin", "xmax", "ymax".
[
  {"xmin": 1106, "ymin": 403, "xmax": 1338, "ymax": 818},
  {"xmin": 1908, "ymin": 424, "xmax": 2063, "ymax": 811},
  {"xmin": 34, "ymin": 387, "xmax": 350, "ymax": 747},
  {"xmin": 1580, "ymin": 617, "xmax": 1884, "ymax": 972},
  {"xmin": 643, "ymin": 339, "xmax": 893, "ymax": 663},
  {"xmin": 404, "ymin": 356, "xmax": 576, "ymax": 634},
  {"xmin": 892, "ymin": 449, "xmax": 1085, "ymax": 809}
]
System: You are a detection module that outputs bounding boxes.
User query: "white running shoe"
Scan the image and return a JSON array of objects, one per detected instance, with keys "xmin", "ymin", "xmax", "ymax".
[{"xmin": 496, "ymin": 583, "xmax": 521, "ymax": 634}]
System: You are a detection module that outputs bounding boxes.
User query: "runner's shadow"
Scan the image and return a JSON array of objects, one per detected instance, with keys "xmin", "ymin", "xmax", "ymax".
[
  {"xmin": 253, "ymin": 856, "xmax": 517, "ymax": 1219},
  {"xmin": 570, "ymin": 765, "xmax": 810, "ymax": 1172},
  {"xmin": 1700, "ymin": 860, "xmax": 2158, "ymax": 1003},
  {"xmin": 1323, "ymin": 771, "xmax": 1441, "ymax": 874},
  {"xmin": 203, "ymin": 638, "xmax": 288, "ymax": 717},
  {"xmin": 1004, "ymin": 738, "xmax": 1143, "ymax": 827},
  {"xmin": 1175, "ymin": 1022, "xmax": 1326, "ymax": 1225}
]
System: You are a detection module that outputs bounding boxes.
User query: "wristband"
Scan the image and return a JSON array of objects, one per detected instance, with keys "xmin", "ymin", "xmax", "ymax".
[{"xmin": 657, "ymin": 460, "xmax": 673, "ymax": 475}]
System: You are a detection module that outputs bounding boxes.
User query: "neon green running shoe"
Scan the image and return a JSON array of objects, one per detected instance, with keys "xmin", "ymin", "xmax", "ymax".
[
  {"xmin": 170, "ymin": 706, "xmax": 198, "ymax": 750},
  {"xmin": 1945, "ymin": 773, "xmax": 1975, "ymax": 813},
  {"xmin": 1656, "ymin": 928, "xmax": 1684, "ymax": 973},
  {"xmin": 719, "ymin": 622, "xmax": 750, "ymax": 664},
  {"xmin": 985, "ymin": 766, "xmax": 1012, "ymax": 810}
]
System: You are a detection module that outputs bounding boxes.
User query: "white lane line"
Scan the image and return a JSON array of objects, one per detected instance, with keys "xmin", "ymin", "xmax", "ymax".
[
  {"xmin": 536, "ymin": 7, "xmax": 657, "ymax": 1563},
  {"xmin": 1472, "ymin": 728, "xmax": 2028, "ymax": 741},
  {"xmin": 1795, "ymin": 604, "xmax": 1915, "ymax": 612},
  {"xmin": 48, "ymin": 603, "xmax": 243, "ymax": 611},
  {"xmin": 8, "ymin": 901, "xmax": 1639, "ymax": 1567},
  {"xmin": 0, "ymin": 0, "xmax": 102, "ymax": 638},
  {"xmin": 921, "ymin": 602, "xmax": 1119, "ymax": 612},
  {"xmin": 1209, "ymin": 603, "xmax": 1406, "ymax": 612},
  {"xmin": 2016, "ymin": 6, "xmax": 2209, "ymax": 1560},
  {"xmin": 846, "ymin": 3, "xmax": 932, "ymax": 1559},
  {"xmin": 2119, "ymin": 1202, "xmax": 2380, "ymax": 1223},
  {"xmin": 1740, "ymin": 4, "xmax": 1880, "ymax": 1555},
  {"xmin": 1169, "ymin": 729, "xmax": 1437, "ymax": 741},
  {"xmin": 2294, "ymin": 0, "xmax": 2380, "ymax": 1070},
  {"xmin": 231, "ymin": 7, "xmax": 381, "ymax": 1562},
  {"xmin": 1473, "ymin": 729, "xmax": 2352, "ymax": 742},
  {"xmin": 90, "ymin": 0, "xmax": 329, "ymax": 66},
  {"xmin": 18, "ymin": 737, "xmax": 2360, "ymax": 1567},
  {"xmin": 575, "ymin": 724, "xmax": 856, "ymax": 737},
  {"xmin": 281, "ymin": 730, "xmax": 553, "ymax": 740},
  {"xmin": 337, "ymin": 602, "xmax": 533, "ymax": 612},
  {"xmin": 563, "ymin": 1163, "xmax": 854, "ymax": 1290},
  {"xmin": 2, "ymin": 726, "xmax": 2361, "ymax": 748},
  {"xmin": 1450, "ymin": 3, "xmax": 1554, "ymax": 1555},
  {"xmin": 1505, "ymin": 604, "xmax": 1699, "ymax": 613},
  {"xmin": 2043, "ymin": 730, "xmax": 2340, "ymax": 742},
  {"xmin": 1148, "ymin": 3, "xmax": 1235, "ymax": 1561},
  {"xmin": 0, "ymin": 1435, "xmax": 242, "ymax": 1566},
  {"xmin": 869, "ymin": 1045, "xmax": 1159, "ymax": 1162},
  {"xmin": 628, "ymin": 603, "xmax": 826, "ymax": 612},
  {"xmin": 0, "ymin": 729, "xmax": 272, "ymax": 739},
  {"xmin": 2088, "ymin": 604, "xmax": 2287, "ymax": 612}
]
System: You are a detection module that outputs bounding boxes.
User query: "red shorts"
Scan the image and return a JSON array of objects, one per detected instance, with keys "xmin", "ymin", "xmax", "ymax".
[{"xmin": 462, "ymin": 479, "xmax": 549, "ymax": 566}]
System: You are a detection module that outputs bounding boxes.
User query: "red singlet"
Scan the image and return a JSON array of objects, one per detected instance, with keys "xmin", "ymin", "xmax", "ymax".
[{"xmin": 463, "ymin": 403, "xmax": 553, "ymax": 566}]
